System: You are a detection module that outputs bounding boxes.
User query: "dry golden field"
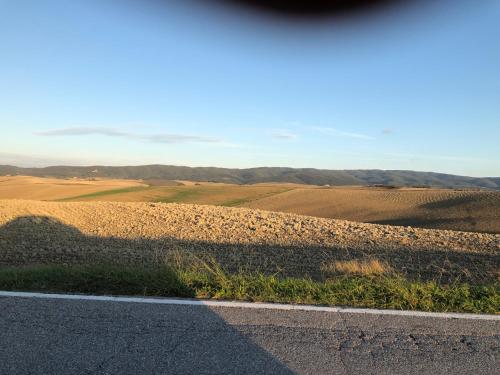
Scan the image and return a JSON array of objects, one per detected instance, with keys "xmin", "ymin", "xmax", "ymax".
[
  {"xmin": 0, "ymin": 176, "xmax": 146, "ymax": 200},
  {"xmin": 1, "ymin": 176, "xmax": 499, "ymax": 233}
]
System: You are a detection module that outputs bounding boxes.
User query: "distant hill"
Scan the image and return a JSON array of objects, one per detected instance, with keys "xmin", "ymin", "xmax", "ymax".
[{"xmin": 1, "ymin": 164, "xmax": 499, "ymax": 189}]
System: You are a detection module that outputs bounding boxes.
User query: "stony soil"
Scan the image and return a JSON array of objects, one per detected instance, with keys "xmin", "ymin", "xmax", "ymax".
[{"xmin": 0, "ymin": 200, "xmax": 498, "ymax": 284}]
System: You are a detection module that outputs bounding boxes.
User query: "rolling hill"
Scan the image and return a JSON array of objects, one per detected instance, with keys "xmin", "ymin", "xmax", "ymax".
[{"xmin": 1, "ymin": 164, "xmax": 499, "ymax": 189}]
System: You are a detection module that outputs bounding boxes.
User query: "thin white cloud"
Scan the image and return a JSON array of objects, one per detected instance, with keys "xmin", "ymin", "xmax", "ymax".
[
  {"xmin": 36, "ymin": 127, "xmax": 125, "ymax": 137},
  {"xmin": 0, "ymin": 152, "xmax": 102, "ymax": 167},
  {"xmin": 310, "ymin": 126, "xmax": 375, "ymax": 140},
  {"xmin": 35, "ymin": 127, "xmax": 222, "ymax": 144},
  {"xmin": 269, "ymin": 129, "xmax": 298, "ymax": 140}
]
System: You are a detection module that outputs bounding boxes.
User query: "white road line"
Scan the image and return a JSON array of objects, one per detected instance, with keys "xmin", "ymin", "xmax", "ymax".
[{"xmin": 0, "ymin": 290, "xmax": 498, "ymax": 320}]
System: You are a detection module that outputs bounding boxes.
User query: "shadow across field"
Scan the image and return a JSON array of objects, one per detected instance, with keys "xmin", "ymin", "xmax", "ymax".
[
  {"xmin": 0, "ymin": 216, "xmax": 498, "ymax": 285},
  {"xmin": 371, "ymin": 193, "xmax": 499, "ymax": 234},
  {"xmin": 420, "ymin": 195, "xmax": 479, "ymax": 210}
]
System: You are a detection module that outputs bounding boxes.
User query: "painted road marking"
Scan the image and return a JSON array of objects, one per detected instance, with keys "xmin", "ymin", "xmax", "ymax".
[{"xmin": 0, "ymin": 290, "xmax": 498, "ymax": 320}]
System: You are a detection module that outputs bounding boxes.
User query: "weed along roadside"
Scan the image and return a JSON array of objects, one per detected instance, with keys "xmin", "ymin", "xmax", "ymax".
[{"xmin": 0, "ymin": 258, "xmax": 498, "ymax": 314}]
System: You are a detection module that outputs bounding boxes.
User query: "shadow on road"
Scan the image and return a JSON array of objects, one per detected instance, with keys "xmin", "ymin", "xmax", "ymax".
[{"xmin": 0, "ymin": 296, "xmax": 294, "ymax": 374}]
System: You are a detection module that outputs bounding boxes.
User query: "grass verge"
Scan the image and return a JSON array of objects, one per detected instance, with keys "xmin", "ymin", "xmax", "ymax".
[{"xmin": 0, "ymin": 264, "xmax": 498, "ymax": 314}]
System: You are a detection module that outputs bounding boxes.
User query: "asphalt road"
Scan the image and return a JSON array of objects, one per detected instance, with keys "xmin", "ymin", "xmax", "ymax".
[{"xmin": 0, "ymin": 295, "xmax": 498, "ymax": 374}]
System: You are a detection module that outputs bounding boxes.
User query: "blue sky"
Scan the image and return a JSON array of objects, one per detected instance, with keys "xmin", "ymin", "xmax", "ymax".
[{"xmin": 1, "ymin": 0, "xmax": 499, "ymax": 177}]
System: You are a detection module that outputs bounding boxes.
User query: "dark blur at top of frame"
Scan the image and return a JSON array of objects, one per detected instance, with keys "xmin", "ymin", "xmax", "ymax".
[{"xmin": 214, "ymin": 0, "xmax": 414, "ymax": 21}]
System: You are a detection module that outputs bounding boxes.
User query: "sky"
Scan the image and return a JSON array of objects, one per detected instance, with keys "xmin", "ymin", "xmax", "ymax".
[{"xmin": 0, "ymin": 0, "xmax": 499, "ymax": 177}]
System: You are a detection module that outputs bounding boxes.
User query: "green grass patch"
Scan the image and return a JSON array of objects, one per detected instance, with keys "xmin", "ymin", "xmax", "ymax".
[
  {"xmin": 57, "ymin": 186, "xmax": 149, "ymax": 201},
  {"xmin": 220, "ymin": 198, "xmax": 254, "ymax": 207},
  {"xmin": 220, "ymin": 188, "xmax": 294, "ymax": 207},
  {"xmin": 154, "ymin": 188, "xmax": 202, "ymax": 203},
  {"xmin": 0, "ymin": 264, "xmax": 498, "ymax": 314},
  {"xmin": 0, "ymin": 265, "xmax": 194, "ymax": 297}
]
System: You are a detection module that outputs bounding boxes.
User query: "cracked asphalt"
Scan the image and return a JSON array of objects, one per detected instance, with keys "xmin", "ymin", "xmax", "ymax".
[{"xmin": 0, "ymin": 296, "xmax": 498, "ymax": 374}]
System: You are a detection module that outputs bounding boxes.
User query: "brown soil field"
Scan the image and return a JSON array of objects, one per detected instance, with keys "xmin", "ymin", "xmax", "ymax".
[
  {"xmin": 1, "ymin": 176, "xmax": 499, "ymax": 233},
  {"xmin": 244, "ymin": 187, "xmax": 500, "ymax": 234},
  {"xmin": 0, "ymin": 200, "xmax": 498, "ymax": 284}
]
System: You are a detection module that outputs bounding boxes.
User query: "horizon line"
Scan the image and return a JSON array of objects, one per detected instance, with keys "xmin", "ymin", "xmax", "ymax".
[{"xmin": 1, "ymin": 163, "xmax": 499, "ymax": 179}]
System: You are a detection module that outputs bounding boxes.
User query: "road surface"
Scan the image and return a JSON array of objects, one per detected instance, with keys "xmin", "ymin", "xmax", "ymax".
[{"xmin": 0, "ymin": 293, "xmax": 498, "ymax": 374}]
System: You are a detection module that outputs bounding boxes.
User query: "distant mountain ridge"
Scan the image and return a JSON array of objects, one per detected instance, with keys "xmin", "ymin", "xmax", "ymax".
[{"xmin": 1, "ymin": 164, "xmax": 499, "ymax": 189}]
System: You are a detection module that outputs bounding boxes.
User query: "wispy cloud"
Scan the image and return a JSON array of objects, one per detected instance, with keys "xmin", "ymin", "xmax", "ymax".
[
  {"xmin": 35, "ymin": 127, "xmax": 222, "ymax": 144},
  {"xmin": 0, "ymin": 151, "xmax": 103, "ymax": 167},
  {"xmin": 310, "ymin": 127, "xmax": 375, "ymax": 140},
  {"xmin": 269, "ymin": 129, "xmax": 298, "ymax": 140}
]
